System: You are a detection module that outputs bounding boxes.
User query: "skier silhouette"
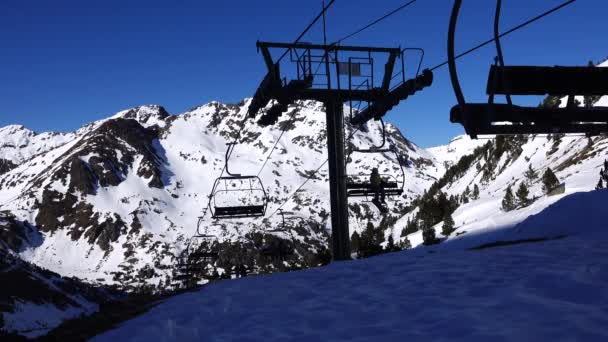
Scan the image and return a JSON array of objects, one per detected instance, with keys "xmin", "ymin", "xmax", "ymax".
[{"xmin": 370, "ymin": 167, "xmax": 385, "ymax": 204}]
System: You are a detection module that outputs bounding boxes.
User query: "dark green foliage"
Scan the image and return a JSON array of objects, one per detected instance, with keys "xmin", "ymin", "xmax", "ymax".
[
  {"xmin": 596, "ymin": 160, "xmax": 608, "ymax": 190},
  {"xmin": 357, "ymin": 222, "xmax": 384, "ymax": 258},
  {"xmin": 596, "ymin": 177, "xmax": 604, "ymax": 190},
  {"xmin": 542, "ymin": 168, "xmax": 560, "ymax": 194},
  {"xmin": 401, "ymin": 217, "xmax": 419, "ymax": 236},
  {"xmin": 397, "ymin": 237, "xmax": 412, "ymax": 250},
  {"xmin": 524, "ymin": 164, "xmax": 537, "ymax": 183},
  {"xmin": 386, "ymin": 234, "xmax": 396, "ymax": 252},
  {"xmin": 516, "ymin": 182, "xmax": 530, "ymax": 207},
  {"xmin": 416, "ymin": 191, "xmax": 457, "ymax": 233},
  {"xmin": 441, "ymin": 212, "xmax": 456, "ymax": 236},
  {"xmin": 501, "ymin": 185, "xmax": 516, "ymax": 212},
  {"xmin": 350, "ymin": 231, "xmax": 361, "ymax": 254},
  {"xmin": 472, "ymin": 184, "xmax": 480, "ymax": 200},
  {"xmin": 422, "ymin": 227, "xmax": 438, "ymax": 245}
]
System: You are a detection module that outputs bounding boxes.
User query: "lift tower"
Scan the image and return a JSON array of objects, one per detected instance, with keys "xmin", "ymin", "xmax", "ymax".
[{"xmin": 248, "ymin": 41, "xmax": 432, "ymax": 260}]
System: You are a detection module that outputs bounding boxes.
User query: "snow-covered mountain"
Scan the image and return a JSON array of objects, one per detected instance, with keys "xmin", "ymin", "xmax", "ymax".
[{"xmin": 0, "ymin": 100, "xmax": 440, "ymax": 290}]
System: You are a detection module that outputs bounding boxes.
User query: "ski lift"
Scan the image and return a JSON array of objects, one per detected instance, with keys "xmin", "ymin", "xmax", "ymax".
[
  {"xmin": 346, "ymin": 119, "xmax": 405, "ymax": 211},
  {"xmin": 448, "ymin": 0, "xmax": 608, "ymax": 138},
  {"xmin": 208, "ymin": 143, "xmax": 268, "ymax": 219},
  {"xmin": 260, "ymin": 209, "xmax": 297, "ymax": 260},
  {"xmin": 174, "ymin": 217, "xmax": 221, "ymax": 286}
]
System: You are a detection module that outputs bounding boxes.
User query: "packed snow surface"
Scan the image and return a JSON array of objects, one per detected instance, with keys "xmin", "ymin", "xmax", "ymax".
[{"xmin": 93, "ymin": 190, "xmax": 608, "ymax": 341}]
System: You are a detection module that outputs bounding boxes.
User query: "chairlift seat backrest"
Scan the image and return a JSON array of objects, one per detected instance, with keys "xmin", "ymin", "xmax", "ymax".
[
  {"xmin": 213, "ymin": 205, "xmax": 266, "ymax": 218},
  {"xmin": 487, "ymin": 65, "xmax": 608, "ymax": 96}
]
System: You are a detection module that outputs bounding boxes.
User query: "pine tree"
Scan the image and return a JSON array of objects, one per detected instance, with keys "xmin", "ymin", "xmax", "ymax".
[
  {"xmin": 461, "ymin": 192, "xmax": 469, "ymax": 204},
  {"xmin": 350, "ymin": 231, "xmax": 361, "ymax": 254},
  {"xmin": 596, "ymin": 160, "xmax": 608, "ymax": 190},
  {"xmin": 398, "ymin": 237, "xmax": 412, "ymax": 250},
  {"xmin": 501, "ymin": 185, "xmax": 516, "ymax": 211},
  {"xmin": 422, "ymin": 227, "xmax": 438, "ymax": 245},
  {"xmin": 541, "ymin": 168, "xmax": 560, "ymax": 194},
  {"xmin": 402, "ymin": 217, "xmax": 419, "ymax": 236},
  {"xmin": 596, "ymin": 177, "xmax": 604, "ymax": 190},
  {"xmin": 524, "ymin": 164, "xmax": 537, "ymax": 183},
  {"xmin": 516, "ymin": 182, "xmax": 530, "ymax": 207},
  {"xmin": 472, "ymin": 184, "xmax": 480, "ymax": 200},
  {"xmin": 441, "ymin": 212, "xmax": 456, "ymax": 236},
  {"xmin": 387, "ymin": 234, "xmax": 396, "ymax": 252},
  {"xmin": 358, "ymin": 222, "xmax": 383, "ymax": 258}
]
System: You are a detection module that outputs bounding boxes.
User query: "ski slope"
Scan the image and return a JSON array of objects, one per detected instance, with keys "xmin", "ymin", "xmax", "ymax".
[{"xmin": 92, "ymin": 190, "xmax": 608, "ymax": 341}]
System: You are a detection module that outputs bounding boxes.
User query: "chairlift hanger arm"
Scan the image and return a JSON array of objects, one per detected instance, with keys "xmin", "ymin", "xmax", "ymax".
[{"xmin": 350, "ymin": 69, "xmax": 433, "ymax": 126}]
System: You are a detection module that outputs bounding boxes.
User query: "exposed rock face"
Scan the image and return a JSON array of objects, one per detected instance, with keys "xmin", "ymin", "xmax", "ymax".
[
  {"xmin": 32, "ymin": 118, "xmax": 166, "ymax": 252},
  {"xmin": 0, "ymin": 211, "xmax": 32, "ymax": 252},
  {"xmin": 0, "ymin": 159, "xmax": 16, "ymax": 176}
]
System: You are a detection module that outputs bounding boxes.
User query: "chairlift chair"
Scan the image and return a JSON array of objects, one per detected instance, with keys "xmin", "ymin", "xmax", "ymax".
[
  {"xmin": 448, "ymin": 0, "xmax": 608, "ymax": 138},
  {"xmin": 346, "ymin": 119, "xmax": 405, "ymax": 199},
  {"xmin": 174, "ymin": 217, "xmax": 221, "ymax": 286},
  {"xmin": 260, "ymin": 209, "xmax": 298, "ymax": 260},
  {"xmin": 209, "ymin": 143, "xmax": 268, "ymax": 219}
]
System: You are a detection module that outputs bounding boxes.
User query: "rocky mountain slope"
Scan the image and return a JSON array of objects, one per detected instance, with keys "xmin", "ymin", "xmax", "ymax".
[
  {"xmin": 0, "ymin": 100, "xmax": 441, "ymax": 290},
  {"xmin": 1, "ymin": 212, "xmax": 114, "ymax": 339}
]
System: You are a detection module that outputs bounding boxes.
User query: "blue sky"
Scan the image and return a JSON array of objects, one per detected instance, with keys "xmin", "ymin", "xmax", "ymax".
[{"xmin": 1, "ymin": 0, "xmax": 606, "ymax": 147}]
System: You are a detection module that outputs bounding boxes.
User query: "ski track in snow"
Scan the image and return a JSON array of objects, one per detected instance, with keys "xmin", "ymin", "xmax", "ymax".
[{"xmin": 92, "ymin": 190, "xmax": 608, "ymax": 342}]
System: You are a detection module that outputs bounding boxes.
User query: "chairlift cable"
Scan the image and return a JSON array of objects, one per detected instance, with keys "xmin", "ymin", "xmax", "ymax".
[
  {"xmin": 266, "ymin": 124, "xmax": 365, "ymax": 218},
  {"xmin": 255, "ymin": 1, "xmax": 338, "ymax": 179},
  {"xmin": 331, "ymin": 0, "xmax": 418, "ymax": 46},
  {"xmin": 429, "ymin": 0, "xmax": 577, "ymax": 72},
  {"xmin": 276, "ymin": 0, "xmax": 337, "ymax": 64},
  {"xmin": 256, "ymin": 109, "xmax": 299, "ymax": 177}
]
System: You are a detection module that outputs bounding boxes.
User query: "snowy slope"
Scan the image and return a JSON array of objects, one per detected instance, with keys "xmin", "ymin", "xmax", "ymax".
[
  {"xmin": 91, "ymin": 190, "xmax": 608, "ymax": 342},
  {"xmin": 0, "ymin": 100, "xmax": 441, "ymax": 288},
  {"xmin": 427, "ymin": 134, "xmax": 487, "ymax": 168},
  {"xmin": 395, "ymin": 130, "xmax": 608, "ymax": 248},
  {"xmin": 0, "ymin": 251, "xmax": 111, "ymax": 338}
]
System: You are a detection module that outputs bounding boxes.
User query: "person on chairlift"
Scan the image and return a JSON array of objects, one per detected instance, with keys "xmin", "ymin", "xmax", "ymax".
[{"xmin": 370, "ymin": 167, "xmax": 386, "ymax": 204}]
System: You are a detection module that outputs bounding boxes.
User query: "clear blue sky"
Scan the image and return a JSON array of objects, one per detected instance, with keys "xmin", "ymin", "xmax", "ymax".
[{"xmin": 1, "ymin": 0, "xmax": 606, "ymax": 147}]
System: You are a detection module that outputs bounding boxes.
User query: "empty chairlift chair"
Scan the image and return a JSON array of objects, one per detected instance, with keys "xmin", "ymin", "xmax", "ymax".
[
  {"xmin": 261, "ymin": 209, "xmax": 296, "ymax": 260},
  {"xmin": 448, "ymin": 0, "xmax": 608, "ymax": 138},
  {"xmin": 209, "ymin": 143, "xmax": 268, "ymax": 219},
  {"xmin": 174, "ymin": 217, "xmax": 221, "ymax": 286}
]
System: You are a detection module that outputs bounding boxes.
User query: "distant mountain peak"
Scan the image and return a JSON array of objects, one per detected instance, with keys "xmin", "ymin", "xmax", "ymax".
[{"xmin": 111, "ymin": 105, "xmax": 170, "ymax": 128}]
